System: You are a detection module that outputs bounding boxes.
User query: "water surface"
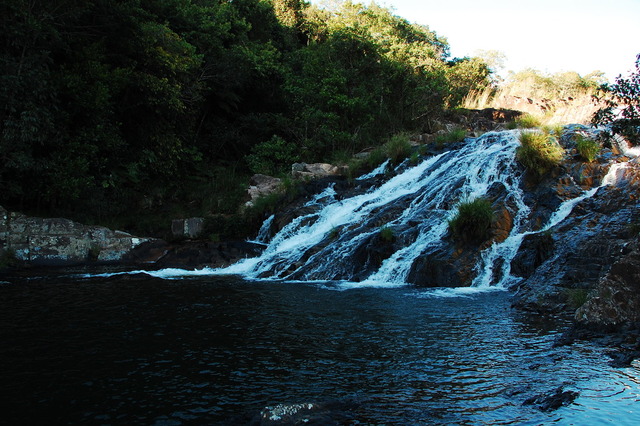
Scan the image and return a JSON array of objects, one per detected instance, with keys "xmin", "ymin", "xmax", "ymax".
[{"xmin": 1, "ymin": 270, "xmax": 638, "ymax": 424}]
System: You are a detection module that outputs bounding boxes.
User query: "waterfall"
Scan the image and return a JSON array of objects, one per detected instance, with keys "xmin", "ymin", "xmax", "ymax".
[
  {"xmin": 135, "ymin": 130, "xmax": 625, "ymax": 288},
  {"xmin": 222, "ymin": 131, "xmax": 527, "ymax": 285},
  {"xmin": 473, "ymin": 160, "xmax": 627, "ymax": 288}
]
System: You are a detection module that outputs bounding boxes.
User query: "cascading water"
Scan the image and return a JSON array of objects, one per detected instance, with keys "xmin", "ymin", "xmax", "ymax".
[
  {"xmin": 129, "ymin": 129, "xmax": 625, "ymax": 288},
  {"xmin": 221, "ymin": 130, "xmax": 527, "ymax": 286},
  {"xmin": 213, "ymin": 129, "xmax": 625, "ymax": 289}
]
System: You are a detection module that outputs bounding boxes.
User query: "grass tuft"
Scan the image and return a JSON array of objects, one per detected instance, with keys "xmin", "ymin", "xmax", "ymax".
[
  {"xmin": 435, "ymin": 127, "xmax": 467, "ymax": 146},
  {"xmin": 575, "ymin": 135, "xmax": 600, "ymax": 162},
  {"xmin": 513, "ymin": 114, "xmax": 542, "ymax": 129},
  {"xmin": 379, "ymin": 226, "xmax": 395, "ymax": 243},
  {"xmin": 516, "ymin": 131, "xmax": 565, "ymax": 177},
  {"xmin": 383, "ymin": 132, "xmax": 412, "ymax": 165},
  {"xmin": 448, "ymin": 197, "xmax": 495, "ymax": 244}
]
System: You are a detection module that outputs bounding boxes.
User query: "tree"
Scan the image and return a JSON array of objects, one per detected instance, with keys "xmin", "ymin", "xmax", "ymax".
[{"xmin": 593, "ymin": 54, "xmax": 640, "ymax": 142}]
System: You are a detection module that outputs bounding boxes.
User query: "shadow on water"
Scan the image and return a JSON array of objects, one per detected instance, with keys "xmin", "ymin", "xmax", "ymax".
[{"xmin": 0, "ymin": 270, "xmax": 639, "ymax": 424}]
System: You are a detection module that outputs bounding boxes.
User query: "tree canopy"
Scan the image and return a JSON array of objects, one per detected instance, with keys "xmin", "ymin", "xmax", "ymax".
[{"xmin": 0, "ymin": 0, "xmax": 493, "ymax": 234}]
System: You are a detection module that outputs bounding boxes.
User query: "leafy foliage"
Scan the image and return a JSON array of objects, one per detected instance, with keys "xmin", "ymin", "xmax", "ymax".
[
  {"xmin": 593, "ymin": 53, "xmax": 640, "ymax": 142},
  {"xmin": 246, "ymin": 135, "xmax": 300, "ymax": 176},
  {"xmin": 0, "ymin": 0, "xmax": 494, "ymax": 236},
  {"xmin": 448, "ymin": 197, "xmax": 495, "ymax": 244}
]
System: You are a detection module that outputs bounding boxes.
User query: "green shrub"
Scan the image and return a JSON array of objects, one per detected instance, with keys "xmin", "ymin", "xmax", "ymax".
[
  {"xmin": 514, "ymin": 114, "xmax": 542, "ymax": 129},
  {"xmin": 448, "ymin": 197, "xmax": 495, "ymax": 243},
  {"xmin": 379, "ymin": 226, "xmax": 395, "ymax": 243},
  {"xmin": 365, "ymin": 146, "xmax": 387, "ymax": 170},
  {"xmin": 435, "ymin": 127, "xmax": 467, "ymax": 146},
  {"xmin": 409, "ymin": 151, "xmax": 420, "ymax": 165},
  {"xmin": 246, "ymin": 135, "xmax": 300, "ymax": 176},
  {"xmin": 516, "ymin": 131, "xmax": 565, "ymax": 177},
  {"xmin": 384, "ymin": 132, "xmax": 412, "ymax": 164},
  {"xmin": 575, "ymin": 135, "xmax": 600, "ymax": 162},
  {"xmin": 202, "ymin": 214, "xmax": 247, "ymax": 242}
]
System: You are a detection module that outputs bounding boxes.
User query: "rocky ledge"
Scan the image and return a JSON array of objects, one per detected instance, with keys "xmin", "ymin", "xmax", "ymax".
[
  {"xmin": 0, "ymin": 206, "xmax": 263, "ymax": 270},
  {"xmin": 0, "ymin": 206, "xmax": 153, "ymax": 266}
]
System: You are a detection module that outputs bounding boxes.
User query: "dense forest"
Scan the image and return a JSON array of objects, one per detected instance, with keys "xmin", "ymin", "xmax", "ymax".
[{"xmin": 1, "ymin": 0, "xmax": 499, "ymax": 236}]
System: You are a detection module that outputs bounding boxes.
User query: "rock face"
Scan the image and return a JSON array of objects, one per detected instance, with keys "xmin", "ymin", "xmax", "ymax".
[
  {"xmin": 575, "ymin": 240, "xmax": 640, "ymax": 329},
  {"xmin": 246, "ymin": 174, "xmax": 283, "ymax": 207},
  {"xmin": 123, "ymin": 240, "xmax": 264, "ymax": 269},
  {"xmin": 510, "ymin": 160, "xmax": 640, "ymax": 317},
  {"xmin": 291, "ymin": 162, "xmax": 347, "ymax": 180},
  {"xmin": 171, "ymin": 217, "xmax": 205, "ymax": 239},
  {"xmin": 0, "ymin": 206, "xmax": 152, "ymax": 266}
]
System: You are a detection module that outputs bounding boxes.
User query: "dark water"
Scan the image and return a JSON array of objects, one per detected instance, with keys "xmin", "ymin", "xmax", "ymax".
[{"xmin": 1, "ymin": 269, "xmax": 638, "ymax": 425}]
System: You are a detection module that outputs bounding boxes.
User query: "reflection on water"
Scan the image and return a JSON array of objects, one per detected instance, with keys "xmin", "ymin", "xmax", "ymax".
[{"xmin": 0, "ymin": 270, "xmax": 638, "ymax": 424}]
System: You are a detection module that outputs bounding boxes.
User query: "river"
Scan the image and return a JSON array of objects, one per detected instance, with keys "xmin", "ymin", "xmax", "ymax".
[{"xmin": 1, "ymin": 268, "xmax": 638, "ymax": 425}]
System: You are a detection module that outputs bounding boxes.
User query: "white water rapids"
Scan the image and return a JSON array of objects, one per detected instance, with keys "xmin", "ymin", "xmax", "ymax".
[{"xmin": 101, "ymin": 130, "xmax": 625, "ymax": 291}]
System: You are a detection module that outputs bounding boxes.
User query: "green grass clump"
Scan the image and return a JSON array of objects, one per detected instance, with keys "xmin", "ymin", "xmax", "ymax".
[
  {"xmin": 434, "ymin": 127, "xmax": 467, "ymax": 146},
  {"xmin": 566, "ymin": 288, "xmax": 590, "ymax": 309},
  {"xmin": 379, "ymin": 226, "xmax": 395, "ymax": 243},
  {"xmin": 516, "ymin": 131, "xmax": 565, "ymax": 177},
  {"xmin": 328, "ymin": 226, "xmax": 340, "ymax": 240},
  {"xmin": 513, "ymin": 114, "xmax": 542, "ymax": 129},
  {"xmin": 575, "ymin": 135, "xmax": 600, "ymax": 162},
  {"xmin": 383, "ymin": 132, "xmax": 412, "ymax": 164},
  {"xmin": 448, "ymin": 197, "xmax": 495, "ymax": 244}
]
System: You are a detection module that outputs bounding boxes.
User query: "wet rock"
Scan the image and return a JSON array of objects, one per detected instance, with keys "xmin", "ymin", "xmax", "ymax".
[
  {"xmin": 408, "ymin": 244, "xmax": 478, "ymax": 287},
  {"xmin": 123, "ymin": 240, "xmax": 264, "ymax": 269},
  {"xmin": 510, "ymin": 232, "xmax": 555, "ymax": 279},
  {"xmin": 522, "ymin": 386, "xmax": 579, "ymax": 412},
  {"xmin": 575, "ymin": 239, "xmax": 640, "ymax": 329},
  {"xmin": 511, "ymin": 162, "xmax": 640, "ymax": 314}
]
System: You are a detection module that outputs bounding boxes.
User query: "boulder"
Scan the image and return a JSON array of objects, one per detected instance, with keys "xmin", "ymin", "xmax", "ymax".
[
  {"xmin": 246, "ymin": 174, "xmax": 283, "ymax": 207},
  {"xmin": 291, "ymin": 162, "xmax": 346, "ymax": 180},
  {"xmin": 171, "ymin": 217, "xmax": 205, "ymax": 239},
  {"xmin": 522, "ymin": 386, "xmax": 579, "ymax": 412}
]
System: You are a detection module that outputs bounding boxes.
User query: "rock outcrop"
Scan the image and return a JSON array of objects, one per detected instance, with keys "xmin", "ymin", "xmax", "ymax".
[
  {"xmin": 123, "ymin": 239, "xmax": 264, "ymax": 269},
  {"xmin": 0, "ymin": 206, "xmax": 152, "ymax": 266},
  {"xmin": 171, "ymin": 217, "xmax": 205, "ymax": 239},
  {"xmin": 245, "ymin": 174, "xmax": 283, "ymax": 208},
  {"xmin": 575, "ymin": 239, "xmax": 640, "ymax": 329},
  {"xmin": 291, "ymin": 162, "xmax": 347, "ymax": 180},
  {"xmin": 510, "ymin": 160, "xmax": 640, "ymax": 317}
]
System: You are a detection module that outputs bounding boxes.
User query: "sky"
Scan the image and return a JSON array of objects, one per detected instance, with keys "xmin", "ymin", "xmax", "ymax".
[{"xmin": 368, "ymin": 0, "xmax": 640, "ymax": 81}]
